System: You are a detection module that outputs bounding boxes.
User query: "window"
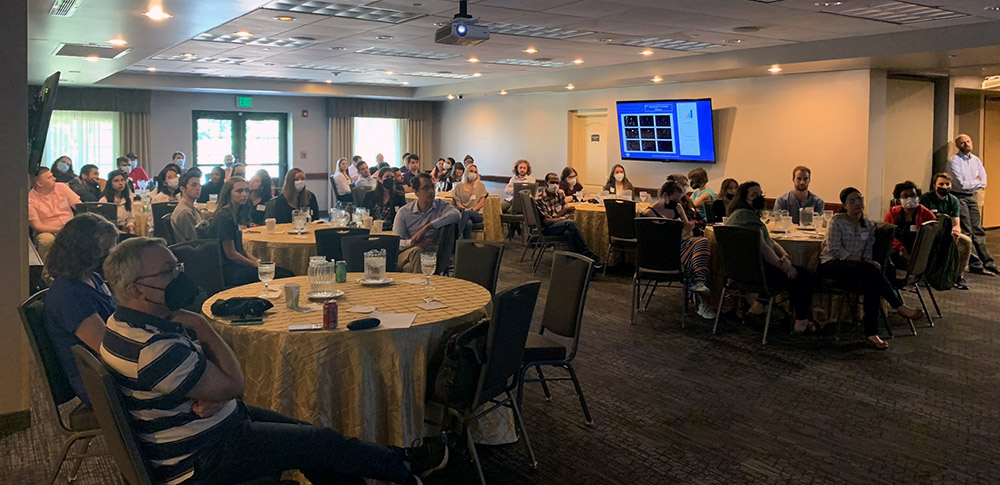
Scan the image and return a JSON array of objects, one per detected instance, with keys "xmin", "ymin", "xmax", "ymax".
[
  {"xmin": 41, "ymin": 110, "xmax": 120, "ymax": 178},
  {"xmin": 353, "ymin": 117, "xmax": 401, "ymax": 169},
  {"xmin": 192, "ymin": 111, "xmax": 288, "ymax": 181}
]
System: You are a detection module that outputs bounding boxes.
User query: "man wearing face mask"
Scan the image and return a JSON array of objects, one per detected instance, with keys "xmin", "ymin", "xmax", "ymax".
[
  {"xmin": 171, "ymin": 151, "xmax": 186, "ymax": 170},
  {"xmin": 100, "ymin": 238, "xmax": 449, "ymax": 485},
  {"xmin": 534, "ymin": 172, "xmax": 605, "ymax": 271},
  {"xmin": 70, "ymin": 164, "xmax": 103, "ymax": 202},
  {"xmin": 773, "ymin": 166, "xmax": 825, "ymax": 225},
  {"xmin": 883, "ymin": 181, "xmax": 937, "ymax": 272},
  {"xmin": 125, "ymin": 152, "xmax": 151, "ymax": 186},
  {"xmin": 921, "ymin": 172, "xmax": 974, "ymax": 289}
]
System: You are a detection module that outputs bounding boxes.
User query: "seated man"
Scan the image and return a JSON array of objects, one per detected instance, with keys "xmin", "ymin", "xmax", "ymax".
[
  {"xmin": 534, "ymin": 172, "xmax": 605, "ymax": 270},
  {"xmin": 920, "ymin": 172, "xmax": 974, "ymax": 289},
  {"xmin": 393, "ymin": 173, "xmax": 460, "ymax": 273},
  {"xmin": 100, "ymin": 238, "xmax": 448, "ymax": 485},
  {"xmin": 170, "ymin": 171, "xmax": 203, "ymax": 243},
  {"xmin": 29, "ymin": 167, "xmax": 82, "ymax": 263},
  {"xmin": 401, "ymin": 155, "xmax": 421, "ymax": 193},
  {"xmin": 69, "ymin": 164, "xmax": 102, "ymax": 202},
  {"xmin": 773, "ymin": 165, "xmax": 825, "ymax": 224},
  {"xmin": 354, "ymin": 161, "xmax": 377, "ymax": 190},
  {"xmin": 883, "ymin": 180, "xmax": 936, "ymax": 272}
]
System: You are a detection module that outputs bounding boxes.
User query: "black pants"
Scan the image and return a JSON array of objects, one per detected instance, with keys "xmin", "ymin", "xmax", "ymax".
[
  {"xmin": 192, "ymin": 403, "xmax": 410, "ymax": 485},
  {"xmin": 955, "ymin": 192, "xmax": 994, "ymax": 269},
  {"xmin": 819, "ymin": 260, "xmax": 903, "ymax": 337},
  {"xmin": 542, "ymin": 220, "xmax": 598, "ymax": 262},
  {"xmin": 763, "ymin": 263, "xmax": 813, "ymax": 321},
  {"xmin": 224, "ymin": 263, "xmax": 295, "ymax": 287}
]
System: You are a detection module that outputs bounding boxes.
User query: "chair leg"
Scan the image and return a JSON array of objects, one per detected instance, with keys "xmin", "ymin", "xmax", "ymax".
[
  {"xmin": 896, "ymin": 288, "xmax": 917, "ymax": 336},
  {"xmin": 924, "ymin": 280, "xmax": 942, "ymax": 319},
  {"xmin": 630, "ymin": 275, "xmax": 638, "ymax": 325},
  {"xmin": 47, "ymin": 435, "xmax": 82, "ymax": 485},
  {"xmin": 643, "ymin": 282, "xmax": 658, "ymax": 311},
  {"xmin": 913, "ymin": 284, "xmax": 934, "ymax": 327},
  {"xmin": 712, "ymin": 287, "xmax": 727, "ymax": 335},
  {"xmin": 466, "ymin": 426, "xmax": 487, "ymax": 485},
  {"xmin": 761, "ymin": 298, "xmax": 774, "ymax": 345},
  {"xmin": 506, "ymin": 391, "xmax": 538, "ymax": 470},
  {"xmin": 535, "ymin": 365, "xmax": 552, "ymax": 401},
  {"xmin": 604, "ymin": 244, "xmax": 612, "ymax": 276},
  {"xmin": 519, "ymin": 240, "xmax": 531, "ymax": 264},
  {"xmin": 565, "ymin": 363, "xmax": 593, "ymax": 426},
  {"xmin": 517, "ymin": 365, "xmax": 529, "ymax": 409},
  {"xmin": 681, "ymin": 283, "xmax": 688, "ymax": 329},
  {"xmin": 66, "ymin": 436, "xmax": 94, "ymax": 482}
]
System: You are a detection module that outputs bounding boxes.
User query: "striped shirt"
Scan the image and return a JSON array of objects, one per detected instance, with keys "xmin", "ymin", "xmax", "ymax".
[{"xmin": 101, "ymin": 307, "xmax": 240, "ymax": 485}]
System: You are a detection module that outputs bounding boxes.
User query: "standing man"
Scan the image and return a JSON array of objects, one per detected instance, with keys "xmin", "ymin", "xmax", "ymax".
[
  {"xmin": 948, "ymin": 134, "xmax": 998, "ymax": 274},
  {"xmin": 28, "ymin": 167, "xmax": 82, "ymax": 262},
  {"xmin": 170, "ymin": 171, "xmax": 203, "ymax": 243},
  {"xmin": 773, "ymin": 165, "xmax": 825, "ymax": 224}
]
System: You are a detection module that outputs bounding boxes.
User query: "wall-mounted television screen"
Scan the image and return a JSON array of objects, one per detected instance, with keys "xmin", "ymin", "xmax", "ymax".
[{"xmin": 616, "ymin": 98, "xmax": 716, "ymax": 163}]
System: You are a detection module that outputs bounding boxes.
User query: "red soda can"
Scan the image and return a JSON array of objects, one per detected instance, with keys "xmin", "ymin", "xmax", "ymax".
[{"xmin": 323, "ymin": 300, "xmax": 338, "ymax": 329}]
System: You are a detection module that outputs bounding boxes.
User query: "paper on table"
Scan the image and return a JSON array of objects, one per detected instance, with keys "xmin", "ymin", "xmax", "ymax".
[
  {"xmin": 371, "ymin": 311, "xmax": 416, "ymax": 329},
  {"xmin": 403, "ymin": 277, "xmax": 426, "ymax": 285},
  {"xmin": 418, "ymin": 301, "xmax": 447, "ymax": 310},
  {"xmin": 346, "ymin": 305, "xmax": 376, "ymax": 313}
]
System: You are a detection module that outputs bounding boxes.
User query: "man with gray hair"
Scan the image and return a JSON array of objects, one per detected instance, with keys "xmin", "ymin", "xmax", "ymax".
[
  {"xmin": 948, "ymin": 134, "xmax": 997, "ymax": 275},
  {"xmin": 100, "ymin": 237, "xmax": 448, "ymax": 485}
]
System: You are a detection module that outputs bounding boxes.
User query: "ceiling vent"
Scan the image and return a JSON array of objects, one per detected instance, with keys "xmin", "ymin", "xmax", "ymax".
[
  {"xmin": 49, "ymin": 0, "xmax": 82, "ymax": 17},
  {"xmin": 611, "ymin": 37, "xmax": 722, "ymax": 52},
  {"xmin": 264, "ymin": 1, "xmax": 424, "ymax": 24},
  {"xmin": 825, "ymin": 1, "xmax": 967, "ymax": 24},
  {"xmin": 53, "ymin": 43, "xmax": 129, "ymax": 59}
]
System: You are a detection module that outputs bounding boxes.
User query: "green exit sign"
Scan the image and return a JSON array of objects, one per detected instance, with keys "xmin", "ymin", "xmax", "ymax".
[{"xmin": 236, "ymin": 96, "xmax": 253, "ymax": 108}]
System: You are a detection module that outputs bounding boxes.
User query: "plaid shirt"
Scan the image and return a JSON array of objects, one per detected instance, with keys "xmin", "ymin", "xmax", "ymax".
[
  {"xmin": 535, "ymin": 188, "xmax": 566, "ymax": 221},
  {"xmin": 820, "ymin": 213, "xmax": 874, "ymax": 264}
]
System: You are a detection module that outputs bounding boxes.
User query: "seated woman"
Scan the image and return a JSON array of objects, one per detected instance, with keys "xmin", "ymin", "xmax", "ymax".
[
  {"xmin": 688, "ymin": 167, "xmax": 717, "ymax": 221},
  {"xmin": 362, "ymin": 168, "xmax": 407, "ymax": 230},
  {"xmin": 602, "ymin": 164, "xmax": 634, "ymax": 197},
  {"xmin": 248, "ymin": 169, "xmax": 274, "ymax": 226},
  {"xmin": 150, "ymin": 164, "xmax": 181, "ymax": 204},
  {"xmin": 668, "ymin": 173, "xmax": 706, "ymax": 236},
  {"xmin": 266, "ymin": 168, "xmax": 319, "ymax": 224},
  {"xmin": 198, "ymin": 166, "xmax": 226, "ymax": 203},
  {"xmin": 725, "ymin": 181, "xmax": 816, "ymax": 333},
  {"xmin": 430, "ymin": 158, "xmax": 448, "ymax": 184},
  {"xmin": 211, "ymin": 177, "xmax": 292, "ymax": 286},
  {"xmin": 43, "ymin": 213, "xmax": 119, "ymax": 404},
  {"xmin": 641, "ymin": 180, "xmax": 716, "ymax": 320},
  {"xmin": 230, "ymin": 162, "xmax": 247, "ymax": 180},
  {"xmin": 446, "ymin": 161, "xmax": 464, "ymax": 192},
  {"xmin": 560, "ymin": 167, "xmax": 592, "ymax": 203},
  {"xmin": 883, "ymin": 180, "xmax": 937, "ymax": 271},
  {"xmin": 98, "ymin": 170, "xmax": 135, "ymax": 234},
  {"xmin": 820, "ymin": 187, "xmax": 925, "ymax": 350},
  {"xmin": 331, "ymin": 158, "xmax": 354, "ymax": 206},
  {"xmin": 453, "ymin": 163, "xmax": 488, "ymax": 239}
]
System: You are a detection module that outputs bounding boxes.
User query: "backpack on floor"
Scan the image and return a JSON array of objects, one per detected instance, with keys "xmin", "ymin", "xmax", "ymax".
[
  {"xmin": 428, "ymin": 319, "xmax": 489, "ymax": 411},
  {"xmin": 926, "ymin": 214, "xmax": 959, "ymax": 291}
]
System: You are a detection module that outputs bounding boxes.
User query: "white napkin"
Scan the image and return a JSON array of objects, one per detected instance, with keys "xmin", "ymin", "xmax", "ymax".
[
  {"xmin": 371, "ymin": 311, "xmax": 416, "ymax": 329},
  {"xmin": 418, "ymin": 301, "xmax": 447, "ymax": 311},
  {"xmin": 346, "ymin": 305, "xmax": 375, "ymax": 313}
]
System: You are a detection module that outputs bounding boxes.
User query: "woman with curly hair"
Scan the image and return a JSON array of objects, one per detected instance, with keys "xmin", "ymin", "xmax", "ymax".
[{"xmin": 43, "ymin": 213, "xmax": 120, "ymax": 404}]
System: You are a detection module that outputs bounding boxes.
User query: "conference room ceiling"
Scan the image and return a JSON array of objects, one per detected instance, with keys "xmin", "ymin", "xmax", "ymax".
[{"xmin": 27, "ymin": 0, "xmax": 1000, "ymax": 97}]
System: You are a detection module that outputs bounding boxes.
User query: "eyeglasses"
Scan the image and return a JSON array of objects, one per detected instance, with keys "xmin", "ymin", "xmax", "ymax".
[
  {"xmin": 847, "ymin": 196, "xmax": 865, "ymax": 205},
  {"xmin": 135, "ymin": 262, "xmax": 184, "ymax": 282}
]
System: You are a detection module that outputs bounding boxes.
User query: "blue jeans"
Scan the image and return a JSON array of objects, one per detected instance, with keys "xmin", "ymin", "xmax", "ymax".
[
  {"xmin": 459, "ymin": 209, "xmax": 484, "ymax": 239},
  {"xmin": 542, "ymin": 219, "xmax": 597, "ymax": 261}
]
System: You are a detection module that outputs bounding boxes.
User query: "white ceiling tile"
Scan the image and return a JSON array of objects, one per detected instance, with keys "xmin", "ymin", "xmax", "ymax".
[
  {"xmin": 366, "ymin": 0, "xmax": 462, "ymax": 15},
  {"xmin": 476, "ymin": 0, "xmax": 578, "ymax": 11},
  {"xmin": 540, "ymin": 0, "xmax": 633, "ymax": 18}
]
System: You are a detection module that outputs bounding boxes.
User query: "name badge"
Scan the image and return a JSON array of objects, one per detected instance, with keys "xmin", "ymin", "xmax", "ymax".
[
  {"xmin": 470, "ymin": 195, "xmax": 477, "ymax": 201},
  {"xmin": 909, "ymin": 225, "xmax": 917, "ymax": 232},
  {"xmin": 256, "ymin": 204, "xmax": 266, "ymax": 212}
]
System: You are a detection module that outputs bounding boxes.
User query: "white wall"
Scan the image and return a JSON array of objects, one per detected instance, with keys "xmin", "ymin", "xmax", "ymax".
[
  {"xmin": 883, "ymin": 78, "xmax": 935, "ymax": 214},
  {"xmin": 439, "ymin": 70, "xmax": 875, "ymax": 204},
  {"xmin": 149, "ymin": 91, "xmax": 331, "ymax": 208}
]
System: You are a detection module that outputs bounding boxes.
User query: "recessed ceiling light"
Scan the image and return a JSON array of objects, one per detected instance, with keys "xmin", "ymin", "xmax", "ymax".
[
  {"xmin": 143, "ymin": 6, "xmax": 171, "ymax": 21},
  {"xmin": 219, "ymin": 74, "xmax": 227, "ymax": 77},
  {"xmin": 815, "ymin": 1, "xmax": 843, "ymax": 6},
  {"xmin": 523, "ymin": 47, "xmax": 538, "ymax": 54},
  {"xmin": 472, "ymin": 72, "xmax": 482, "ymax": 77},
  {"xmin": 651, "ymin": 76, "xmax": 663, "ymax": 83},
  {"xmin": 385, "ymin": 70, "xmax": 394, "ymax": 75},
  {"xmin": 725, "ymin": 39, "xmax": 743, "ymax": 44},
  {"xmin": 433, "ymin": 21, "xmax": 448, "ymax": 27},
  {"xmin": 107, "ymin": 38, "xmax": 127, "ymax": 46},
  {"xmin": 640, "ymin": 49, "xmax": 654, "ymax": 56},
  {"xmin": 566, "ymin": 83, "xmax": 575, "ymax": 90},
  {"xmin": 572, "ymin": 58, "xmax": 584, "ymax": 64},
  {"xmin": 376, "ymin": 35, "xmax": 394, "ymax": 40},
  {"xmin": 235, "ymin": 31, "xmax": 252, "ymax": 37},
  {"xmin": 986, "ymin": 5, "xmax": 1000, "ymax": 11},
  {"xmin": 329, "ymin": 46, "xmax": 346, "ymax": 51},
  {"xmin": 146, "ymin": 66, "xmax": 157, "ymax": 72},
  {"xmin": 84, "ymin": 55, "xmax": 99, "ymax": 62},
  {"xmin": 447, "ymin": 94, "xmax": 455, "ymax": 100},
  {"xmin": 768, "ymin": 64, "xmax": 783, "ymax": 73},
  {"xmin": 274, "ymin": 15, "xmax": 296, "ymax": 21},
  {"xmin": 325, "ymin": 79, "xmax": 333, "ymax": 83},
  {"xmin": 596, "ymin": 38, "xmax": 613, "ymax": 42},
  {"xmin": 500, "ymin": 89, "xmax": 508, "ymax": 95},
  {"xmin": 402, "ymin": 81, "xmax": 410, "ymax": 85},
  {"xmin": 182, "ymin": 52, "xmax": 196, "ymax": 58},
  {"xmin": 468, "ymin": 56, "xmax": 480, "ymax": 63}
]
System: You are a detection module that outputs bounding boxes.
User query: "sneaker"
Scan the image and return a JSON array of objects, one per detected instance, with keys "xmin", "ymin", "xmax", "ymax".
[
  {"xmin": 954, "ymin": 277, "xmax": 970, "ymax": 290},
  {"xmin": 696, "ymin": 302, "xmax": 717, "ymax": 320},
  {"xmin": 690, "ymin": 281, "xmax": 710, "ymax": 294},
  {"xmin": 405, "ymin": 433, "xmax": 449, "ymax": 480},
  {"xmin": 986, "ymin": 264, "xmax": 1000, "ymax": 275},
  {"xmin": 969, "ymin": 266, "xmax": 994, "ymax": 276}
]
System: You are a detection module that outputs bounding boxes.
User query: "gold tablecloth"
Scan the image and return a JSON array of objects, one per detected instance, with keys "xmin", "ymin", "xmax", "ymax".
[
  {"xmin": 570, "ymin": 201, "xmax": 650, "ymax": 263},
  {"xmin": 132, "ymin": 207, "xmax": 149, "ymax": 237},
  {"xmin": 406, "ymin": 192, "xmax": 503, "ymax": 242},
  {"xmin": 243, "ymin": 222, "xmax": 389, "ymax": 275},
  {"xmin": 202, "ymin": 274, "xmax": 492, "ymax": 446}
]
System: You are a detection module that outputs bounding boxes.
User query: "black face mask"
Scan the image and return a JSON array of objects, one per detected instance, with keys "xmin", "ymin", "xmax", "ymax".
[
  {"xmin": 936, "ymin": 187, "xmax": 949, "ymax": 197},
  {"xmin": 751, "ymin": 196, "xmax": 766, "ymax": 211},
  {"xmin": 138, "ymin": 272, "xmax": 200, "ymax": 311},
  {"xmin": 725, "ymin": 193, "xmax": 734, "ymax": 201},
  {"xmin": 382, "ymin": 179, "xmax": 395, "ymax": 191}
]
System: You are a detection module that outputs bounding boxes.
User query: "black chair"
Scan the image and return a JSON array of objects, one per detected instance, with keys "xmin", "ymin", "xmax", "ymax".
[
  {"xmin": 77, "ymin": 202, "xmax": 118, "ymax": 224},
  {"xmin": 500, "ymin": 182, "xmax": 534, "ymax": 241},
  {"xmin": 151, "ymin": 202, "xmax": 178, "ymax": 237},
  {"xmin": 712, "ymin": 226, "xmax": 788, "ymax": 345},
  {"xmin": 159, "ymin": 213, "xmax": 176, "ymax": 245},
  {"xmin": 434, "ymin": 223, "xmax": 458, "ymax": 275},
  {"xmin": 352, "ymin": 185, "xmax": 373, "ymax": 208},
  {"xmin": 445, "ymin": 281, "xmax": 541, "ymax": 485},
  {"xmin": 169, "ymin": 239, "xmax": 227, "ymax": 295},
  {"xmin": 454, "ymin": 240, "xmax": 505, "ymax": 295},
  {"xmin": 632, "ymin": 218, "xmax": 687, "ymax": 326},
  {"xmin": 18, "ymin": 290, "xmax": 105, "ymax": 484},
  {"xmin": 603, "ymin": 199, "xmax": 638, "ymax": 275},
  {"xmin": 517, "ymin": 251, "xmax": 594, "ymax": 425},
  {"xmin": 519, "ymin": 190, "xmax": 568, "ymax": 274},
  {"xmin": 341, "ymin": 234, "xmax": 400, "ymax": 272},
  {"xmin": 893, "ymin": 220, "xmax": 943, "ymax": 332},
  {"xmin": 315, "ymin": 227, "xmax": 370, "ymax": 261},
  {"xmin": 710, "ymin": 199, "xmax": 728, "ymax": 223}
]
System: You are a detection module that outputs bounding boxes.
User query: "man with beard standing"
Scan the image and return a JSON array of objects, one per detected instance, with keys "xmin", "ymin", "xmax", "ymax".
[{"xmin": 948, "ymin": 134, "xmax": 998, "ymax": 275}]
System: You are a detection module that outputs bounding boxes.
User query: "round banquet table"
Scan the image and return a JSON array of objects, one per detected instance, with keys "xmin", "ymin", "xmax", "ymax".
[
  {"xmin": 405, "ymin": 192, "xmax": 504, "ymax": 242},
  {"xmin": 243, "ymin": 222, "xmax": 390, "ymax": 275},
  {"xmin": 202, "ymin": 273, "xmax": 493, "ymax": 447},
  {"xmin": 570, "ymin": 201, "xmax": 651, "ymax": 263}
]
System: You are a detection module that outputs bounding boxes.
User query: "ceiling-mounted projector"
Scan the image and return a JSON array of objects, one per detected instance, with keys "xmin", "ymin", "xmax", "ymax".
[{"xmin": 435, "ymin": 1, "xmax": 489, "ymax": 46}]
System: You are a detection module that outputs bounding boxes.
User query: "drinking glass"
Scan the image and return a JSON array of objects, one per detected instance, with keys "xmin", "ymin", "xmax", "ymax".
[
  {"xmin": 761, "ymin": 209, "xmax": 771, "ymax": 223},
  {"xmin": 299, "ymin": 207, "xmax": 312, "ymax": 223},
  {"xmin": 364, "ymin": 249, "xmax": 387, "ymax": 282},
  {"xmin": 137, "ymin": 179, "xmax": 148, "ymax": 192},
  {"xmin": 823, "ymin": 210, "xmax": 834, "ymax": 229},
  {"xmin": 420, "ymin": 252, "xmax": 437, "ymax": 291},
  {"xmin": 292, "ymin": 210, "xmax": 307, "ymax": 237},
  {"xmin": 639, "ymin": 192, "xmax": 651, "ymax": 203},
  {"xmin": 258, "ymin": 261, "xmax": 276, "ymax": 297}
]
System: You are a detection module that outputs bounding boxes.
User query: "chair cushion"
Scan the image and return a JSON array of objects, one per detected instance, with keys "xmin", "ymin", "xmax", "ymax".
[
  {"xmin": 68, "ymin": 401, "xmax": 99, "ymax": 431},
  {"xmin": 522, "ymin": 332, "xmax": 567, "ymax": 362}
]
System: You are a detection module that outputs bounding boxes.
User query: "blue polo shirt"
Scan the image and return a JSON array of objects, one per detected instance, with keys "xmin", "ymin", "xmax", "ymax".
[{"xmin": 43, "ymin": 273, "xmax": 117, "ymax": 404}]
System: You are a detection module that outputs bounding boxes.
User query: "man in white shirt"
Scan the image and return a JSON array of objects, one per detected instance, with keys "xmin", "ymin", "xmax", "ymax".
[
  {"xmin": 354, "ymin": 161, "xmax": 377, "ymax": 190},
  {"xmin": 28, "ymin": 167, "xmax": 82, "ymax": 263},
  {"xmin": 347, "ymin": 155, "xmax": 363, "ymax": 182},
  {"xmin": 948, "ymin": 134, "xmax": 997, "ymax": 274}
]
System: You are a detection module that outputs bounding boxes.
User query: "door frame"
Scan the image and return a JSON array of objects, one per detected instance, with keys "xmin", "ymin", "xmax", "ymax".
[{"xmin": 191, "ymin": 110, "xmax": 289, "ymax": 175}]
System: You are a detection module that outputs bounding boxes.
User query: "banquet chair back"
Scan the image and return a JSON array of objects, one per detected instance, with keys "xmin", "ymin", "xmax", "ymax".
[
  {"xmin": 341, "ymin": 234, "xmax": 400, "ymax": 272},
  {"xmin": 159, "ymin": 214, "xmax": 176, "ymax": 246},
  {"xmin": 71, "ymin": 346, "xmax": 152, "ymax": 485},
  {"xmin": 715, "ymin": 226, "xmax": 768, "ymax": 291},
  {"xmin": 151, "ymin": 203, "xmax": 177, "ymax": 237},
  {"xmin": 632, "ymin": 218, "xmax": 685, "ymax": 325},
  {"xmin": 872, "ymin": 222, "xmax": 897, "ymax": 268},
  {"xmin": 454, "ymin": 240, "xmax": 505, "ymax": 295},
  {"xmin": 78, "ymin": 202, "xmax": 118, "ymax": 224},
  {"xmin": 169, "ymin": 240, "xmax": 226, "ymax": 295},
  {"xmin": 906, "ymin": 220, "xmax": 941, "ymax": 280},
  {"xmin": 511, "ymin": 183, "xmax": 536, "ymax": 213},
  {"xmin": 352, "ymin": 185, "xmax": 373, "ymax": 208},
  {"xmin": 315, "ymin": 227, "xmax": 370, "ymax": 261},
  {"xmin": 710, "ymin": 199, "xmax": 728, "ymax": 223},
  {"xmin": 604, "ymin": 199, "xmax": 637, "ymax": 241},
  {"xmin": 434, "ymin": 223, "xmax": 458, "ymax": 275}
]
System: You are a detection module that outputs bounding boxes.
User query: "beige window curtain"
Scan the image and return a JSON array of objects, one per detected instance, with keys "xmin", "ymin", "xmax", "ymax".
[
  {"xmin": 330, "ymin": 117, "xmax": 354, "ymax": 173},
  {"xmin": 119, "ymin": 112, "xmax": 151, "ymax": 174},
  {"xmin": 400, "ymin": 119, "xmax": 430, "ymax": 171}
]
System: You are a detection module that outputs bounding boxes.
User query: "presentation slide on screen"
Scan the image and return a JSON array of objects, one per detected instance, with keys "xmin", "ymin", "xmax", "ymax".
[{"xmin": 616, "ymin": 100, "xmax": 716, "ymax": 163}]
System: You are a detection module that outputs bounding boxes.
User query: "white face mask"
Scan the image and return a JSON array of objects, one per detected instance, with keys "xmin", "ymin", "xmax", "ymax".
[
  {"xmin": 546, "ymin": 183, "xmax": 558, "ymax": 193},
  {"xmin": 165, "ymin": 178, "xmax": 179, "ymax": 189},
  {"xmin": 294, "ymin": 180, "xmax": 306, "ymax": 191},
  {"xmin": 443, "ymin": 163, "xmax": 451, "ymax": 170},
  {"xmin": 901, "ymin": 196, "xmax": 920, "ymax": 209},
  {"xmin": 56, "ymin": 162, "xmax": 70, "ymax": 172},
  {"xmin": 614, "ymin": 172, "xmax": 625, "ymax": 182},
  {"xmin": 467, "ymin": 172, "xmax": 479, "ymax": 182},
  {"xmin": 567, "ymin": 177, "xmax": 578, "ymax": 186}
]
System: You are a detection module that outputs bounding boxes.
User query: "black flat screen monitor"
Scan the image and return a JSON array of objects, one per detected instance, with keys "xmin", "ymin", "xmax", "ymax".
[{"xmin": 28, "ymin": 72, "xmax": 60, "ymax": 176}]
